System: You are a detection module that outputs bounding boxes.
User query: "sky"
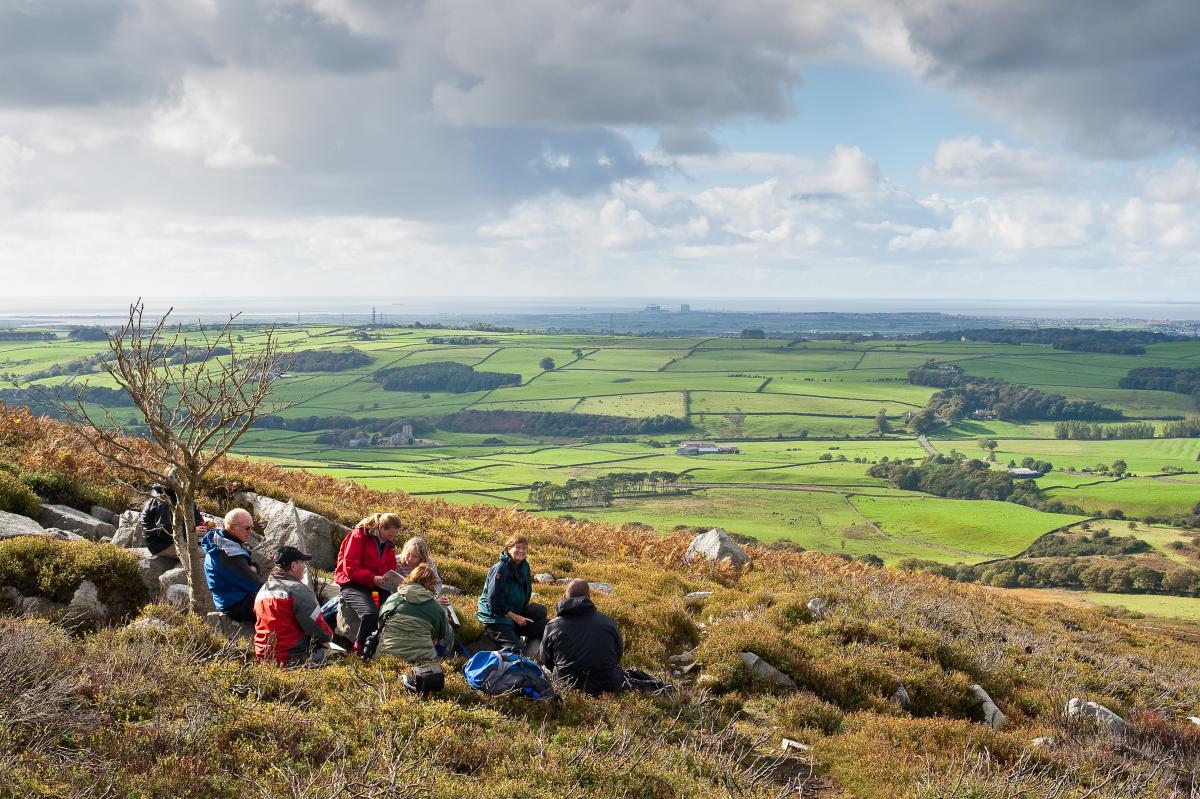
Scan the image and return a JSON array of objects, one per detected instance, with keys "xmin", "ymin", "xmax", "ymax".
[{"xmin": 1, "ymin": 0, "xmax": 1199, "ymax": 303}]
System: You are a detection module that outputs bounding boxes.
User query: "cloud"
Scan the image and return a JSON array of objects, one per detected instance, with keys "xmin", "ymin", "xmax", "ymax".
[
  {"xmin": 920, "ymin": 136, "xmax": 1064, "ymax": 189},
  {"xmin": 895, "ymin": 0, "xmax": 1200, "ymax": 157},
  {"xmin": 1140, "ymin": 158, "xmax": 1200, "ymax": 203},
  {"xmin": 888, "ymin": 192, "xmax": 1101, "ymax": 253}
]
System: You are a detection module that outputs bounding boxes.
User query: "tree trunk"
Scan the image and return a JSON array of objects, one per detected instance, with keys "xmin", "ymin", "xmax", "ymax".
[{"xmin": 175, "ymin": 488, "xmax": 216, "ymax": 614}]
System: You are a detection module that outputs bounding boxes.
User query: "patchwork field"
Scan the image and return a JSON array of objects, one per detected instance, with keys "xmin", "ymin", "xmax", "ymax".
[{"xmin": 6, "ymin": 325, "xmax": 1200, "ymax": 567}]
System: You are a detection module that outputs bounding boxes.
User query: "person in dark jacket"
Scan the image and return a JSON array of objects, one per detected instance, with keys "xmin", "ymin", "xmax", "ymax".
[
  {"xmin": 140, "ymin": 484, "xmax": 205, "ymax": 558},
  {"xmin": 540, "ymin": 579, "xmax": 625, "ymax": 694},
  {"xmin": 476, "ymin": 535, "xmax": 547, "ymax": 653},
  {"xmin": 200, "ymin": 508, "xmax": 263, "ymax": 622},
  {"xmin": 333, "ymin": 512, "xmax": 401, "ymax": 656},
  {"xmin": 254, "ymin": 546, "xmax": 333, "ymax": 666}
]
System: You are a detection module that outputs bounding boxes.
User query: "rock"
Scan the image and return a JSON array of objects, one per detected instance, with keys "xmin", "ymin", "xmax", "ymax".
[
  {"xmin": 0, "ymin": 509, "xmax": 50, "ymax": 539},
  {"xmin": 43, "ymin": 527, "xmax": 89, "ymax": 542},
  {"xmin": 1, "ymin": 585, "xmax": 24, "ymax": 609},
  {"xmin": 164, "ymin": 584, "xmax": 191, "ymax": 610},
  {"xmin": 892, "ymin": 685, "xmax": 911, "ymax": 710},
  {"xmin": 63, "ymin": 580, "xmax": 109, "ymax": 627},
  {"xmin": 1030, "ymin": 737, "xmax": 1057, "ymax": 749},
  {"xmin": 806, "ymin": 597, "xmax": 830, "ymax": 620},
  {"xmin": 970, "ymin": 684, "xmax": 1007, "ymax": 730},
  {"xmin": 136, "ymin": 551, "xmax": 177, "ymax": 594},
  {"xmin": 439, "ymin": 584, "xmax": 463, "ymax": 596},
  {"xmin": 683, "ymin": 591, "xmax": 714, "ymax": 605},
  {"xmin": 739, "ymin": 652, "xmax": 796, "ymax": 688},
  {"xmin": 534, "ymin": 572, "xmax": 556, "ymax": 584},
  {"xmin": 668, "ymin": 651, "xmax": 696, "ymax": 667},
  {"xmin": 1187, "ymin": 716, "xmax": 1200, "ymax": 727},
  {"xmin": 204, "ymin": 612, "xmax": 251, "ymax": 641},
  {"xmin": 158, "ymin": 566, "xmax": 189, "ymax": 594},
  {"xmin": 781, "ymin": 738, "xmax": 811, "ymax": 753},
  {"xmin": 337, "ymin": 596, "xmax": 363, "ymax": 640},
  {"xmin": 112, "ymin": 510, "xmax": 145, "ymax": 548},
  {"xmin": 315, "ymin": 580, "xmax": 342, "ymax": 604},
  {"xmin": 1066, "ymin": 698, "xmax": 1128, "ymax": 735},
  {"xmin": 235, "ymin": 492, "xmax": 340, "ymax": 571},
  {"xmin": 89, "ymin": 506, "xmax": 117, "ymax": 525},
  {"xmin": 129, "ymin": 618, "xmax": 170, "ymax": 632},
  {"xmin": 554, "ymin": 577, "xmax": 571, "ymax": 585},
  {"xmin": 685, "ymin": 528, "xmax": 750, "ymax": 568},
  {"xmin": 21, "ymin": 595, "xmax": 66, "ymax": 620},
  {"xmin": 37, "ymin": 504, "xmax": 115, "ymax": 540},
  {"xmin": 588, "ymin": 581, "xmax": 614, "ymax": 596}
]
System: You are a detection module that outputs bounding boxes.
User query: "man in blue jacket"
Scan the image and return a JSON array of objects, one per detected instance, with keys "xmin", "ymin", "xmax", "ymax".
[{"xmin": 201, "ymin": 508, "xmax": 263, "ymax": 622}]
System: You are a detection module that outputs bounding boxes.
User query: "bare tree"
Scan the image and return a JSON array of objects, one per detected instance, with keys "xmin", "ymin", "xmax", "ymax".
[{"xmin": 39, "ymin": 300, "xmax": 291, "ymax": 613}]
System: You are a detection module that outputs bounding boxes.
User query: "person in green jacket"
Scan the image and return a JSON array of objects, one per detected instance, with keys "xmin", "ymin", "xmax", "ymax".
[
  {"xmin": 375, "ymin": 563, "xmax": 454, "ymax": 663},
  {"xmin": 476, "ymin": 535, "xmax": 548, "ymax": 653}
]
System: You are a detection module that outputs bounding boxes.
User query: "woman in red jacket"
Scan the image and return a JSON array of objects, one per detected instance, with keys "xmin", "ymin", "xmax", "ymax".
[{"xmin": 334, "ymin": 512, "xmax": 401, "ymax": 655}]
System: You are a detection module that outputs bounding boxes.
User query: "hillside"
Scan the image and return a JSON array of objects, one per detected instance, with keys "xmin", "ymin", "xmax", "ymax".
[{"xmin": 3, "ymin": 409, "xmax": 1200, "ymax": 797}]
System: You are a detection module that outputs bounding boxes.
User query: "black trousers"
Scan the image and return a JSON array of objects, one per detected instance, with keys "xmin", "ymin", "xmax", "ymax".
[
  {"xmin": 341, "ymin": 584, "xmax": 390, "ymax": 648},
  {"xmin": 225, "ymin": 592, "xmax": 256, "ymax": 623},
  {"xmin": 484, "ymin": 602, "xmax": 548, "ymax": 651}
]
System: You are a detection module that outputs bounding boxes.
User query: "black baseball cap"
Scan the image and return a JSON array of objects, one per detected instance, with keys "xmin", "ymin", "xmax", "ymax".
[{"xmin": 274, "ymin": 546, "xmax": 314, "ymax": 567}]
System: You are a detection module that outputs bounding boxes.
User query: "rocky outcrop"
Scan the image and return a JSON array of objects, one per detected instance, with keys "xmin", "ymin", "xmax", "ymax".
[
  {"xmin": 234, "ymin": 492, "xmax": 347, "ymax": 571},
  {"xmin": 63, "ymin": 580, "xmax": 109, "ymax": 628},
  {"xmin": 685, "ymin": 528, "xmax": 750, "ymax": 568},
  {"xmin": 37, "ymin": 504, "xmax": 115, "ymax": 540},
  {"xmin": 0, "ymin": 510, "xmax": 48, "ymax": 539},
  {"xmin": 90, "ymin": 506, "xmax": 117, "ymax": 525},
  {"xmin": 534, "ymin": 572, "xmax": 555, "ymax": 584},
  {"xmin": 112, "ymin": 510, "xmax": 144, "ymax": 548},
  {"xmin": 158, "ymin": 567, "xmax": 189, "ymax": 594},
  {"xmin": 164, "ymin": 584, "xmax": 191, "ymax": 610},
  {"xmin": 740, "ymin": 652, "xmax": 796, "ymax": 688}
]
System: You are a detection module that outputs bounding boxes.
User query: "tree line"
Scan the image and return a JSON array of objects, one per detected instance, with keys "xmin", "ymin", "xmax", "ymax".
[
  {"xmin": 439, "ymin": 409, "xmax": 691, "ymax": 437},
  {"xmin": 0, "ymin": 330, "xmax": 54, "ymax": 341},
  {"xmin": 900, "ymin": 555, "xmax": 1200, "ymax": 598},
  {"xmin": 252, "ymin": 414, "xmax": 432, "ymax": 435},
  {"xmin": 373, "ymin": 361, "xmax": 520, "ymax": 393},
  {"xmin": 913, "ymin": 327, "xmax": 1182, "ymax": 355},
  {"xmin": 529, "ymin": 471, "xmax": 694, "ymax": 509},
  {"xmin": 283, "ymin": 348, "xmax": 371, "ymax": 372},
  {"xmin": 1054, "ymin": 420, "xmax": 1157, "ymax": 440},
  {"xmin": 1119, "ymin": 367, "xmax": 1200, "ymax": 409}
]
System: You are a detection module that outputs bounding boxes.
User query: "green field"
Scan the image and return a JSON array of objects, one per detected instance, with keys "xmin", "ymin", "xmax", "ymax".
[{"xmin": 8, "ymin": 325, "xmax": 1200, "ymax": 567}]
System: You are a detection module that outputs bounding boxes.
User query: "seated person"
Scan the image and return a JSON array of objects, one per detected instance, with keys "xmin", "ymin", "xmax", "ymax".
[
  {"xmin": 395, "ymin": 536, "xmax": 450, "ymax": 607},
  {"xmin": 541, "ymin": 579, "xmax": 625, "ymax": 694},
  {"xmin": 374, "ymin": 563, "xmax": 453, "ymax": 663},
  {"xmin": 333, "ymin": 512, "xmax": 400, "ymax": 656},
  {"xmin": 254, "ymin": 546, "xmax": 334, "ymax": 666},
  {"xmin": 200, "ymin": 508, "xmax": 263, "ymax": 622},
  {"xmin": 476, "ymin": 535, "xmax": 547, "ymax": 653},
  {"xmin": 140, "ymin": 484, "xmax": 205, "ymax": 559}
]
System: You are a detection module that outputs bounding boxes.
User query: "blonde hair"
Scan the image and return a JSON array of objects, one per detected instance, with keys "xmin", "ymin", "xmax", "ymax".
[
  {"xmin": 358, "ymin": 512, "xmax": 402, "ymax": 532},
  {"xmin": 406, "ymin": 562, "xmax": 437, "ymax": 592},
  {"xmin": 399, "ymin": 536, "xmax": 430, "ymax": 564}
]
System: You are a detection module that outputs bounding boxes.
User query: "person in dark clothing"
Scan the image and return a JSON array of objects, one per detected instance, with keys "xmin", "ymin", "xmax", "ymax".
[
  {"xmin": 200, "ymin": 508, "xmax": 263, "ymax": 622},
  {"xmin": 476, "ymin": 535, "xmax": 547, "ymax": 653},
  {"xmin": 540, "ymin": 579, "xmax": 625, "ymax": 694},
  {"xmin": 141, "ymin": 484, "xmax": 205, "ymax": 558}
]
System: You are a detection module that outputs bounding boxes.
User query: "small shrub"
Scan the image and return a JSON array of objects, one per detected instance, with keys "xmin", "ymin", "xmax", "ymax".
[
  {"xmin": 771, "ymin": 690, "xmax": 846, "ymax": 735},
  {"xmin": 0, "ymin": 537, "xmax": 148, "ymax": 617},
  {"xmin": 20, "ymin": 468, "xmax": 115, "ymax": 510},
  {"xmin": 0, "ymin": 469, "xmax": 40, "ymax": 516}
]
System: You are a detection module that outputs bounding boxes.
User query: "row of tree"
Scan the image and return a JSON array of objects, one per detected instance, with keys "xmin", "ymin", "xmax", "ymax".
[
  {"xmin": 426, "ymin": 336, "xmax": 499, "ymax": 345},
  {"xmin": 440, "ymin": 409, "xmax": 691, "ymax": 436},
  {"xmin": 908, "ymin": 369, "xmax": 1123, "ymax": 429},
  {"xmin": 900, "ymin": 556, "xmax": 1200, "ymax": 597},
  {"xmin": 915, "ymin": 327, "xmax": 1182, "ymax": 355},
  {"xmin": 0, "ymin": 330, "xmax": 54, "ymax": 341},
  {"xmin": 373, "ymin": 361, "xmax": 521, "ymax": 393},
  {"xmin": 252, "ymin": 414, "xmax": 431, "ymax": 434},
  {"xmin": 1119, "ymin": 367, "xmax": 1200, "ymax": 409},
  {"xmin": 1053, "ymin": 421, "xmax": 1157, "ymax": 440},
  {"xmin": 529, "ymin": 471, "xmax": 694, "ymax": 509},
  {"xmin": 283, "ymin": 348, "xmax": 371, "ymax": 372}
]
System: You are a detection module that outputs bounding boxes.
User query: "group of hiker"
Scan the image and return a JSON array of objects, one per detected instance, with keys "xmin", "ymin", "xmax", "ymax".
[{"xmin": 142, "ymin": 491, "xmax": 632, "ymax": 695}]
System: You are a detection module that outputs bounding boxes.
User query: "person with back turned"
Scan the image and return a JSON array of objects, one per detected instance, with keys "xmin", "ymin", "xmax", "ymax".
[{"xmin": 540, "ymin": 579, "xmax": 625, "ymax": 694}]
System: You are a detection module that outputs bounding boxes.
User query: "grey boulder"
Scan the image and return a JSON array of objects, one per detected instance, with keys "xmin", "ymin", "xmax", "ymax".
[
  {"xmin": 164, "ymin": 584, "xmax": 191, "ymax": 610},
  {"xmin": 112, "ymin": 510, "xmax": 144, "ymax": 548},
  {"xmin": 807, "ymin": 597, "xmax": 830, "ymax": 620},
  {"xmin": 971, "ymin": 684, "xmax": 1007, "ymax": 730},
  {"xmin": 21, "ymin": 595, "xmax": 66, "ymax": 620},
  {"xmin": 37, "ymin": 504, "xmax": 115, "ymax": 540},
  {"xmin": 90, "ymin": 506, "xmax": 117, "ymax": 525},
  {"xmin": 204, "ymin": 612, "xmax": 252, "ymax": 641},
  {"xmin": 0, "ymin": 510, "xmax": 48, "ymax": 539},
  {"xmin": 740, "ymin": 652, "xmax": 796, "ymax": 688},
  {"xmin": 136, "ymin": 550, "xmax": 178, "ymax": 594},
  {"xmin": 63, "ymin": 580, "xmax": 109, "ymax": 627},
  {"xmin": 1066, "ymin": 698, "xmax": 1128, "ymax": 735},
  {"xmin": 892, "ymin": 684, "xmax": 912, "ymax": 710},
  {"xmin": 158, "ymin": 566, "xmax": 189, "ymax": 594},
  {"xmin": 236, "ymin": 492, "xmax": 344, "ymax": 571},
  {"xmin": 685, "ymin": 528, "xmax": 750, "ymax": 568},
  {"xmin": 588, "ymin": 581, "xmax": 615, "ymax": 596},
  {"xmin": 534, "ymin": 572, "xmax": 556, "ymax": 584}
]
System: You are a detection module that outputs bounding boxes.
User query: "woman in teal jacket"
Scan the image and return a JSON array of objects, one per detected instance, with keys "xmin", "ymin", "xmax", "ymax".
[{"xmin": 476, "ymin": 535, "xmax": 547, "ymax": 652}]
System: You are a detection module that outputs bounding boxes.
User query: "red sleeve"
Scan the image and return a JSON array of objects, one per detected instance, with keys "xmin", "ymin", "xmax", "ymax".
[
  {"xmin": 382, "ymin": 544, "xmax": 397, "ymax": 575},
  {"xmin": 341, "ymin": 529, "xmax": 376, "ymax": 588}
]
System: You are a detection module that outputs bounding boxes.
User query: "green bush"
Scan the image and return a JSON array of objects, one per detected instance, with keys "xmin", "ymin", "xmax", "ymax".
[
  {"xmin": 21, "ymin": 468, "xmax": 117, "ymax": 510},
  {"xmin": 0, "ymin": 537, "xmax": 148, "ymax": 617},
  {"xmin": 770, "ymin": 690, "xmax": 846, "ymax": 735},
  {"xmin": 0, "ymin": 470, "xmax": 40, "ymax": 516}
]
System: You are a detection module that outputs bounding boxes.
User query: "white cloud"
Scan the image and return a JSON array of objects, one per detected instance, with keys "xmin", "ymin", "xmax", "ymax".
[
  {"xmin": 889, "ymin": 193, "xmax": 1100, "ymax": 253},
  {"xmin": 149, "ymin": 75, "xmax": 281, "ymax": 169},
  {"xmin": 1140, "ymin": 158, "xmax": 1200, "ymax": 203},
  {"xmin": 920, "ymin": 137, "xmax": 1064, "ymax": 189}
]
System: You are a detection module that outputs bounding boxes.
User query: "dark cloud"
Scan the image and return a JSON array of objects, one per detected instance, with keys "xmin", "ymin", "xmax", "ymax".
[
  {"xmin": 897, "ymin": 0, "xmax": 1200, "ymax": 157},
  {"xmin": 657, "ymin": 126, "xmax": 723, "ymax": 156}
]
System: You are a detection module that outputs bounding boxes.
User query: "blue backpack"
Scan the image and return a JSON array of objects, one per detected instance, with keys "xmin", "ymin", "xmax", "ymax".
[{"xmin": 463, "ymin": 650, "xmax": 556, "ymax": 700}]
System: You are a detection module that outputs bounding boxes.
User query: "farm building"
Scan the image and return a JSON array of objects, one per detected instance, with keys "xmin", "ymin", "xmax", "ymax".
[
  {"xmin": 1007, "ymin": 467, "xmax": 1043, "ymax": 478},
  {"xmin": 677, "ymin": 441, "xmax": 740, "ymax": 456}
]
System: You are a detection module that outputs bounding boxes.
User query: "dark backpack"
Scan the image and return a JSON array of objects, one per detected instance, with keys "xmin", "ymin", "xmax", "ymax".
[
  {"xmin": 403, "ymin": 664, "xmax": 445, "ymax": 694},
  {"xmin": 463, "ymin": 650, "xmax": 556, "ymax": 700},
  {"xmin": 621, "ymin": 667, "xmax": 673, "ymax": 695}
]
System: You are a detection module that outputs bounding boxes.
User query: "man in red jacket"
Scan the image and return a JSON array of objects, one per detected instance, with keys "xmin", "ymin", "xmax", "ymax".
[{"xmin": 254, "ymin": 546, "xmax": 334, "ymax": 666}]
